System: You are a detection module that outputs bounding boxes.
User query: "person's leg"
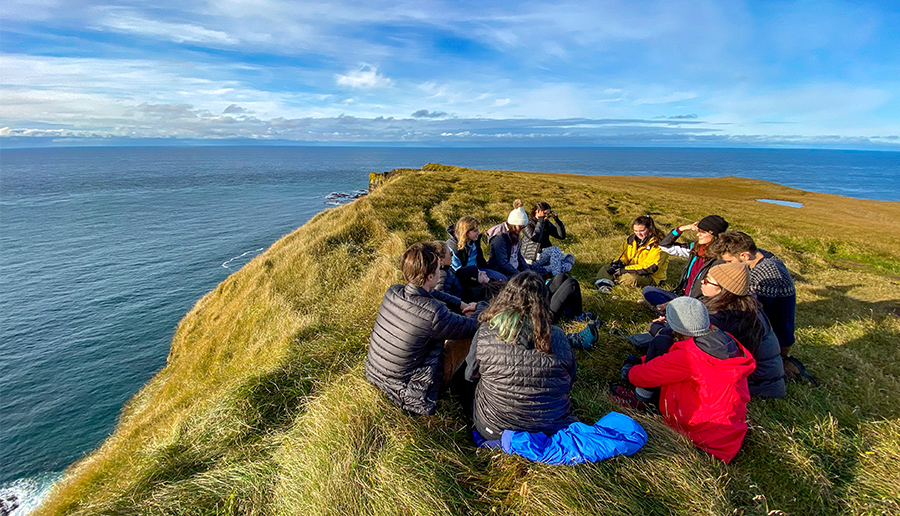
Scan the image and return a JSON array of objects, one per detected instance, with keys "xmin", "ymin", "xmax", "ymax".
[
  {"xmin": 618, "ymin": 273, "xmax": 653, "ymax": 288},
  {"xmin": 642, "ymin": 286, "xmax": 677, "ymax": 306},
  {"xmin": 550, "ymin": 276, "xmax": 581, "ymax": 321},
  {"xmin": 645, "ymin": 333, "xmax": 675, "ymax": 362}
]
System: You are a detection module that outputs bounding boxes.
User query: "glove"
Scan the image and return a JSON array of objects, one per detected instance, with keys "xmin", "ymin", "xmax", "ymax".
[{"xmin": 621, "ymin": 363, "xmax": 634, "ymax": 380}]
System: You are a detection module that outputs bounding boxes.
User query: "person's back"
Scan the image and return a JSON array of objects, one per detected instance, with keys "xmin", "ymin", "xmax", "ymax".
[
  {"xmin": 466, "ymin": 271, "xmax": 577, "ymax": 440},
  {"xmin": 366, "ymin": 243, "xmax": 480, "ymax": 415}
]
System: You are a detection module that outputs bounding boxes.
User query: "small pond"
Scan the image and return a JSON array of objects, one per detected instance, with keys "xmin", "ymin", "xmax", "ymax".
[{"xmin": 757, "ymin": 199, "xmax": 803, "ymax": 208}]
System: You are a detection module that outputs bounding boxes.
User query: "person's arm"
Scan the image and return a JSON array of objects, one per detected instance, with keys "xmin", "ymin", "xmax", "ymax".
[
  {"xmin": 430, "ymin": 288, "xmax": 463, "ymax": 312},
  {"xmin": 489, "ymin": 235, "xmax": 521, "ymax": 277},
  {"xmin": 627, "ymin": 347, "xmax": 693, "ymax": 388},
  {"xmin": 464, "ymin": 330, "xmax": 481, "ymax": 382},
  {"xmin": 431, "ymin": 301, "xmax": 479, "ymax": 342},
  {"xmin": 549, "ymin": 214, "xmax": 566, "ymax": 240},
  {"xmin": 659, "ymin": 222, "xmax": 696, "ymax": 247}
]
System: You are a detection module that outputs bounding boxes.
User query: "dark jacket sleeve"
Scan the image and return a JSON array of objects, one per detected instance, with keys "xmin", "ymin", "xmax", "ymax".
[
  {"xmin": 548, "ymin": 217, "xmax": 566, "ymax": 240},
  {"xmin": 430, "ymin": 301, "xmax": 479, "ymax": 342},
  {"xmin": 430, "ymin": 288, "xmax": 462, "ymax": 311},
  {"xmin": 659, "ymin": 228, "xmax": 689, "ymax": 249}
]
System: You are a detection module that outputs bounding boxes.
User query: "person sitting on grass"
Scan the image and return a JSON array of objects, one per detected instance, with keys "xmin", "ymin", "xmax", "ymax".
[
  {"xmin": 619, "ymin": 296, "xmax": 756, "ymax": 463},
  {"xmin": 366, "ymin": 242, "xmax": 482, "ymax": 416},
  {"xmin": 596, "ymin": 215, "xmax": 669, "ymax": 293},
  {"xmin": 465, "ymin": 271, "xmax": 578, "ymax": 442},
  {"xmin": 486, "ymin": 200, "xmax": 547, "ymax": 278},
  {"xmin": 434, "ymin": 240, "xmax": 491, "ymax": 303},
  {"xmin": 446, "ymin": 216, "xmax": 508, "ymax": 286},
  {"xmin": 521, "ymin": 201, "xmax": 574, "ymax": 275},
  {"xmin": 641, "ymin": 215, "xmax": 728, "ymax": 310},
  {"xmin": 700, "ymin": 262, "xmax": 786, "ymax": 398}
]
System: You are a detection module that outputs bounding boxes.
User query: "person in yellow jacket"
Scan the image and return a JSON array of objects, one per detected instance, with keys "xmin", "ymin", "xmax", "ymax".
[{"xmin": 596, "ymin": 215, "xmax": 668, "ymax": 291}]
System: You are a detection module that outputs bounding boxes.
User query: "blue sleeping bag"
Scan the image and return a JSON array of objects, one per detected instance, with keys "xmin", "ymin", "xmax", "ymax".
[{"xmin": 487, "ymin": 412, "xmax": 647, "ymax": 465}]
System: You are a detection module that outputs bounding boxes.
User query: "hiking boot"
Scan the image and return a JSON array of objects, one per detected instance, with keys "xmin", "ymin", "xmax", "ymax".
[
  {"xmin": 568, "ymin": 321, "xmax": 601, "ymax": 350},
  {"xmin": 783, "ymin": 355, "xmax": 819, "ymax": 386}
]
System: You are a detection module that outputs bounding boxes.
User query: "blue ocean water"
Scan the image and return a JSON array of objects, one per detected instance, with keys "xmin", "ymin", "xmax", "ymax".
[{"xmin": 0, "ymin": 146, "xmax": 897, "ymax": 507}]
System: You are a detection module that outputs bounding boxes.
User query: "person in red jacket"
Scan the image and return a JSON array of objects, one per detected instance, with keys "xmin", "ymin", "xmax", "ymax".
[{"xmin": 624, "ymin": 296, "xmax": 756, "ymax": 462}]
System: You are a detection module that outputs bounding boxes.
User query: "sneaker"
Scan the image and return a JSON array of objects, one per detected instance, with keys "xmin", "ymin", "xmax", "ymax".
[
  {"xmin": 609, "ymin": 385, "xmax": 646, "ymax": 411},
  {"xmin": 595, "ymin": 278, "xmax": 615, "ymax": 293}
]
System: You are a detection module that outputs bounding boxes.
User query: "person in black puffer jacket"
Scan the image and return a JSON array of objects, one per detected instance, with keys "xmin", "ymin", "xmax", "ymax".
[
  {"xmin": 465, "ymin": 271, "xmax": 578, "ymax": 440},
  {"xmin": 366, "ymin": 242, "xmax": 483, "ymax": 415},
  {"xmin": 521, "ymin": 201, "xmax": 573, "ymax": 275}
]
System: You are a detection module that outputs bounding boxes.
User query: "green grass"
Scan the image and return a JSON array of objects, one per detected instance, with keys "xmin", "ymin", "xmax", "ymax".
[{"xmin": 35, "ymin": 165, "xmax": 900, "ymax": 515}]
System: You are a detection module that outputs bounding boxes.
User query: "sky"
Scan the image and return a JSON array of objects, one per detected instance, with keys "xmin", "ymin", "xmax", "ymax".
[{"xmin": 1, "ymin": 0, "xmax": 899, "ymax": 148}]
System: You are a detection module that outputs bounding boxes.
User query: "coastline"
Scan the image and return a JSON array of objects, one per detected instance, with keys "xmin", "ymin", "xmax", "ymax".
[{"xmin": 28, "ymin": 167, "xmax": 900, "ymax": 515}]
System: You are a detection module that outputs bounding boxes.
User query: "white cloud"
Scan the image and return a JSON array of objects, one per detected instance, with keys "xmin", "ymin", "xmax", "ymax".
[
  {"xmin": 93, "ymin": 8, "xmax": 239, "ymax": 46},
  {"xmin": 335, "ymin": 64, "xmax": 394, "ymax": 89},
  {"xmin": 634, "ymin": 91, "xmax": 699, "ymax": 105}
]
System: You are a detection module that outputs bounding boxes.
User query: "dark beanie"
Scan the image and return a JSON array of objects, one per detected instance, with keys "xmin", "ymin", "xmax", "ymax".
[{"xmin": 697, "ymin": 215, "xmax": 729, "ymax": 236}]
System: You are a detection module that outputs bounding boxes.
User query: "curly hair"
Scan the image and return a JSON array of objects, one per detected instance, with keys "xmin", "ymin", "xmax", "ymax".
[{"xmin": 478, "ymin": 270, "xmax": 553, "ymax": 353}]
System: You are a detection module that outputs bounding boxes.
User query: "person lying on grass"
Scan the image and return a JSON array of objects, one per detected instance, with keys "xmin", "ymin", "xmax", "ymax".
[
  {"xmin": 365, "ymin": 242, "xmax": 483, "ymax": 416},
  {"xmin": 641, "ymin": 214, "xmax": 728, "ymax": 312},
  {"xmin": 595, "ymin": 215, "xmax": 669, "ymax": 292},
  {"xmin": 619, "ymin": 296, "xmax": 756, "ymax": 463},
  {"xmin": 465, "ymin": 270, "xmax": 578, "ymax": 441}
]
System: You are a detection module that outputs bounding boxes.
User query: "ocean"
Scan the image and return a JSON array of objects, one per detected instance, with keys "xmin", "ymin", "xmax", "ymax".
[{"xmin": 0, "ymin": 146, "xmax": 897, "ymax": 511}]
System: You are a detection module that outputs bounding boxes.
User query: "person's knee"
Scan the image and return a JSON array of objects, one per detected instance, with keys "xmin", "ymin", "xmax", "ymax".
[{"xmin": 618, "ymin": 273, "xmax": 640, "ymax": 287}]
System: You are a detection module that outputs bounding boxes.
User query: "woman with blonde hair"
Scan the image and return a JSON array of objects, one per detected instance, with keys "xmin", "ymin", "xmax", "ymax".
[{"xmin": 446, "ymin": 216, "xmax": 506, "ymax": 286}]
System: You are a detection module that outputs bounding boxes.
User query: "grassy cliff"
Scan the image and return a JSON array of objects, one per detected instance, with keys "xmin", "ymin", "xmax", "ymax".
[{"xmin": 35, "ymin": 164, "xmax": 900, "ymax": 515}]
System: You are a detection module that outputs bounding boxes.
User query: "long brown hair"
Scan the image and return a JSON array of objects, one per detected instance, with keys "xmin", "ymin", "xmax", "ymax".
[
  {"xmin": 478, "ymin": 271, "xmax": 553, "ymax": 353},
  {"xmin": 454, "ymin": 216, "xmax": 480, "ymax": 250},
  {"xmin": 632, "ymin": 215, "xmax": 664, "ymax": 243},
  {"xmin": 703, "ymin": 290, "xmax": 760, "ymax": 315},
  {"xmin": 530, "ymin": 201, "xmax": 551, "ymax": 219}
]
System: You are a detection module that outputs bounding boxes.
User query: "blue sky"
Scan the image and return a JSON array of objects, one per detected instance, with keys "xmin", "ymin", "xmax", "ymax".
[{"xmin": 2, "ymin": 0, "xmax": 899, "ymax": 148}]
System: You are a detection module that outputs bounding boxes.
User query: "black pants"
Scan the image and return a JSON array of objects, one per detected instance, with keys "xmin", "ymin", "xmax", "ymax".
[{"xmin": 548, "ymin": 273, "xmax": 582, "ymax": 323}]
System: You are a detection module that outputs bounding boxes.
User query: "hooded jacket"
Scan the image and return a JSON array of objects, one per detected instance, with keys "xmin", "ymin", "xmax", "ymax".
[
  {"xmin": 628, "ymin": 329, "xmax": 756, "ymax": 462},
  {"xmin": 366, "ymin": 283, "xmax": 479, "ymax": 415},
  {"xmin": 466, "ymin": 324, "xmax": 577, "ymax": 438},
  {"xmin": 521, "ymin": 215, "xmax": 566, "ymax": 262},
  {"xmin": 618, "ymin": 234, "xmax": 669, "ymax": 285}
]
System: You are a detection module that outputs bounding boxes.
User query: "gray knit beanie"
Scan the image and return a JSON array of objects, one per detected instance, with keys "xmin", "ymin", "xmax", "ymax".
[{"xmin": 666, "ymin": 296, "xmax": 712, "ymax": 337}]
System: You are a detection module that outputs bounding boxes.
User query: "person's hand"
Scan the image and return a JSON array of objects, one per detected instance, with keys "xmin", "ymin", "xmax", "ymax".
[
  {"xmin": 652, "ymin": 315, "xmax": 667, "ymax": 324},
  {"xmin": 461, "ymin": 302, "xmax": 477, "ymax": 316},
  {"xmin": 549, "ymin": 210, "xmax": 558, "ymax": 218},
  {"xmin": 621, "ymin": 363, "xmax": 634, "ymax": 380},
  {"xmin": 678, "ymin": 222, "xmax": 698, "ymax": 232},
  {"xmin": 477, "ymin": 270, "xmax": 490, "ymax": 285},
  {"xmin": 613, "ymin": 267, "xmax": 623, "ymax": 277}
]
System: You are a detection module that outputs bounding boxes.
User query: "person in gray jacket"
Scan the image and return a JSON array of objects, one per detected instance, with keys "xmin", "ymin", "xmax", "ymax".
[
  {"xmin": 366, "ymin": 242, "xmax": 482, "ymax": 415},
  {"xmin": 465, "ymin": 271, "xmax": 578, "ymax": 440}
]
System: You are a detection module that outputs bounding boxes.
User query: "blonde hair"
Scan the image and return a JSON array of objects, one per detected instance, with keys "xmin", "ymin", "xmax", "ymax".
[{"xmin": 454, "ymin": 216, "xmax": 480, "ymax": 250}]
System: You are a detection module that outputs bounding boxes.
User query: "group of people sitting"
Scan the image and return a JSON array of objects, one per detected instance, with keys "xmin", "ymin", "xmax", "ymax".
[{"xmin": 365, "ymin": 202, "xmax": 802, "ymax": 463}]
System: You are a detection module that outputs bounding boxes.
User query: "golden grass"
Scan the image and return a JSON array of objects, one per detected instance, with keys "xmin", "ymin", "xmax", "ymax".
[{"xmin": 35, "ymin": 164, "xmax": 900, "ymax": 516}]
